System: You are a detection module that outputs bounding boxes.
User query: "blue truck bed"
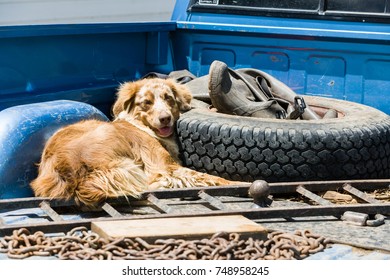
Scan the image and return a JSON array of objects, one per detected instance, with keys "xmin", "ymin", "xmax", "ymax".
[{"xmin": 0, "ymin": 0, "xmax": 389, "ymax": 260}]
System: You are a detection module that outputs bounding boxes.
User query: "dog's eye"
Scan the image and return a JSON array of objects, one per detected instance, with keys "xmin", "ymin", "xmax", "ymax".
[
  {"xmin": 164, "ymin": 95, "xmax": 175, "ymax": 105},
  {"xmin": 137, "ymin": 99, "xmax": 152, "ymax": 110},
  {"xmin": 141, "ymin": 100, "xmax": 153, "ymax": 108}
]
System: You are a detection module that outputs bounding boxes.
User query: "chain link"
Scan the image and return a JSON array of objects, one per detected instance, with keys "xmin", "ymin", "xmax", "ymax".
[{"xmin": 0, "ymin": 227, "xmax": 331, "ymax": 260}]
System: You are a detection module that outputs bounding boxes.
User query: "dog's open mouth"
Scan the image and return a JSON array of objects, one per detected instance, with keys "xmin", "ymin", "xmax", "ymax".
[{"xmin": 157, "ymin": 126, "xmax": 173, "ymax": 137}]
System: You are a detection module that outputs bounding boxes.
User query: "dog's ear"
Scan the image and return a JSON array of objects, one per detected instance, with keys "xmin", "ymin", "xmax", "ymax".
[
  {"xmin": 166, "ymin": 79, "xmax": 192, "ymax": 112},
  {"xmin": 112, "ymin": 80, "xmax": 145, "ymax": 117}
]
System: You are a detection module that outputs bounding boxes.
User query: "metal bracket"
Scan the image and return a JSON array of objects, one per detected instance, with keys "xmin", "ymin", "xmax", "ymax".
[{"xmin": 341, "ymin": 211, "xmax": 386, "ymax": 227}]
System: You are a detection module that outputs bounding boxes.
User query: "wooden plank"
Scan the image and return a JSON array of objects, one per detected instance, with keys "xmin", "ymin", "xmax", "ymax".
[{"xmin": 91, "ymin": 215, "xmax": 267, "ymax": 241}]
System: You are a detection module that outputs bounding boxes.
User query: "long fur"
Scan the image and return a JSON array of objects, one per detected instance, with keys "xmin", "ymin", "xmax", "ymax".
[{"xmin": 31, "ymin": 78, "xmax": 234, "ymax": 208}]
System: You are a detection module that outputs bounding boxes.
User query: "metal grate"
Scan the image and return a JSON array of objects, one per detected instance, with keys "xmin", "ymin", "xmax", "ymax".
[{"xmin": 0, "ymin": 179, "xmax": 389, "ymax": 237}]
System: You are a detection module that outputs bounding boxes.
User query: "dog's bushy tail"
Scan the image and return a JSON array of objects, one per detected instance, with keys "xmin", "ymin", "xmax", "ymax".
[
  {"xmin": 31, "ymin": 157, "xmax": 148, "ymax": 208},
  {"xmin": 31, "ymin": 156, "xmax": 72, "ymax": 200}
]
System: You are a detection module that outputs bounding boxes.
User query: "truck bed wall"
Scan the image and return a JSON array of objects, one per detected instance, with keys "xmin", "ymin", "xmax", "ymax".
[
  {"xmin": 0, "ymin": 22, "xmax": 176, "ymax": 117},
  {"xmin": 1, "ymin": 13, "xmax": 390, "ymax": 116},
  {"xmin": 171, "ymin": 0, "xmax": 390, "ymax": 115}
]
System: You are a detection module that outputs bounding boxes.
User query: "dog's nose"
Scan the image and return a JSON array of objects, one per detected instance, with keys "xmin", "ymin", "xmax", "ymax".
[{"xmin": 159, "ymin": 113, "xmax": 172, "ymax": 126}]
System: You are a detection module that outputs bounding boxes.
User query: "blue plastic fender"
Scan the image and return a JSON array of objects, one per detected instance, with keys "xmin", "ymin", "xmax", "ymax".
[{"xmin": 0, "ymin": 100, "xmax": 108, "ymax": 199}]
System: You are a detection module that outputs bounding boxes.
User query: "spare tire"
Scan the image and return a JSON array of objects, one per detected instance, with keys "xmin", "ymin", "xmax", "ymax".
[{"xmin": 177, "ymin": 96, "xmax": 390, "ymax": 182}]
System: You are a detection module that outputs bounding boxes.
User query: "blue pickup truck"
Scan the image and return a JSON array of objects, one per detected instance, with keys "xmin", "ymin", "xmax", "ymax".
[{"xmin": 0, "ymin": 0, "xmax": 389, "ymax": 260}]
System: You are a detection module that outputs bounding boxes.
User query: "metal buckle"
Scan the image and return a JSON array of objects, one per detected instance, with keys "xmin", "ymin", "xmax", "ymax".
[{"xmin": 287, "ymin": 96, "xmax": 307, "ymax": 119}]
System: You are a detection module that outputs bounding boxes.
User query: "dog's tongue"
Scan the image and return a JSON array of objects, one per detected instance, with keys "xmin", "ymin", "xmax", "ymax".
[{"xmin": 158, "ymin": 126, "xmax": 173, "ymax": 137}]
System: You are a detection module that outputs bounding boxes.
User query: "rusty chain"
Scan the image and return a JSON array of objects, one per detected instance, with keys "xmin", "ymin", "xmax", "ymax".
[{"xmin": 0, "ymin": 227, "xmax": 331, "ymax": 260}]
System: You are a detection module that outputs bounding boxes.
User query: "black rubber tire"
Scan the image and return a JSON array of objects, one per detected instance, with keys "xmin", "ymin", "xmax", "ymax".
[{"xmin": 177, "ymin": 96, "xmax": 390, "ymax": 182}]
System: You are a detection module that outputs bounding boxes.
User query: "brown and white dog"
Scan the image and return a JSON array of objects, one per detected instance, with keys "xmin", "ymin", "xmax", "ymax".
[
  {"xmin": 112, "ymin": 77, "xmax": 190, "ymax": 163},
  {"xmin": 30, "ymin": 78, "xmax": 234, "ymax": 208}
]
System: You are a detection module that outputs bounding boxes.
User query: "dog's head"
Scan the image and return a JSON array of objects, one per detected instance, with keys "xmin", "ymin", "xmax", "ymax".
[{"xmin": 112, "ymin": 78, "xmax": 192, "ymax": 138}]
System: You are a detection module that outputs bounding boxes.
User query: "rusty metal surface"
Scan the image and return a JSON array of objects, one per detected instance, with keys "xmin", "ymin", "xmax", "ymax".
[{"xmin": 0, "ymin": 227, "xmax": 331, "ymax": 260}]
